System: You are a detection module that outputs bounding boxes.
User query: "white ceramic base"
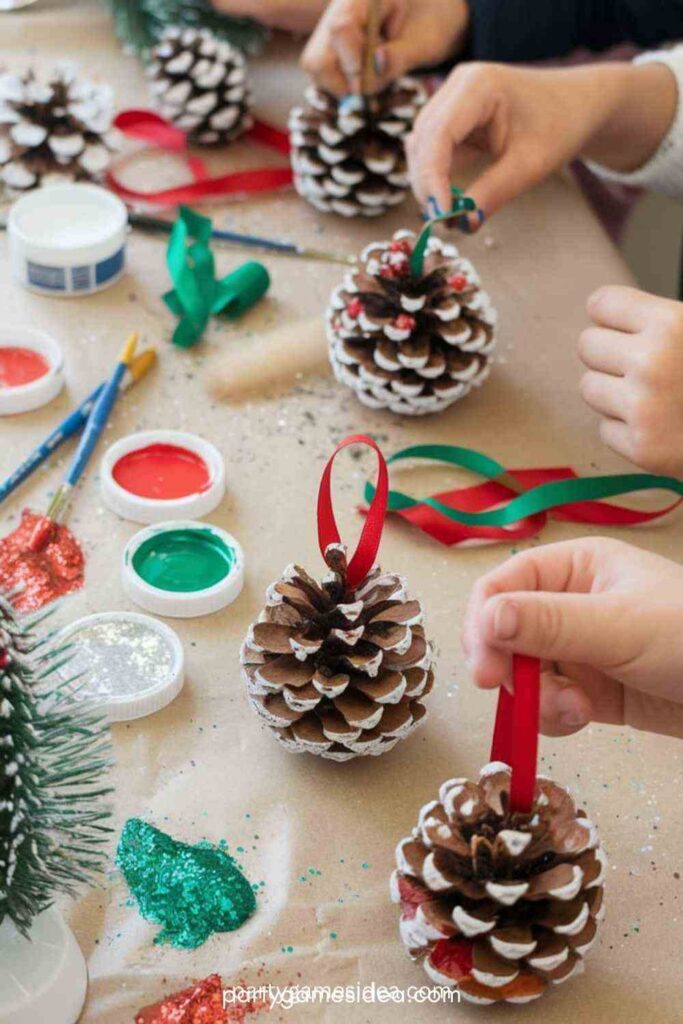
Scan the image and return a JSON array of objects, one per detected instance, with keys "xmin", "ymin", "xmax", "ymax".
[{"xmin": 0, "ymin": 908, "xmax": 87, "ymax": 1024}]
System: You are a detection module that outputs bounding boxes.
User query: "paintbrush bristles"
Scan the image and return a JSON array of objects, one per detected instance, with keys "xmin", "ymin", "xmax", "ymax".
[
  {"xmin": 205, "ymin": 318, "xmax": 329, "ymax": 402},
  {"xmin": 120, "ymin": 333, "xmax": 139, "ymax": 366}
]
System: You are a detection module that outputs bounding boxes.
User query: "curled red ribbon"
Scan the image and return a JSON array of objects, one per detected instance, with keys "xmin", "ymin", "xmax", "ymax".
[
  {"xmin": 318, "ymin": 435, "xmax": 389, "ymax": 590},
  {"xmin": 491, "ymin": 655, "xmax": 540, "ymax": 814},
  {"xmin": 107, "ymin": 108, "xmax": 293, "ymax": 206}
]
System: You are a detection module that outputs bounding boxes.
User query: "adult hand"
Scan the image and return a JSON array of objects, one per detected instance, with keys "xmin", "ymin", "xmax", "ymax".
[
  {"xmin": 301, "ymin": 0, "xmax": 470, "ymax": 96},
  {"xmin": 211, "ymin": 0, "xmax": 326, "ymax": 33},
  {"xmin": 580, "ymin": 286, "xmax": 683, "ymax": 478},
  {"xmin": 463, "ymin": 538, "xmax": 683, "ymax": 739}
]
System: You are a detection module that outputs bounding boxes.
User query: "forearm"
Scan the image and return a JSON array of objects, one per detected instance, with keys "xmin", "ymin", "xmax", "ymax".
[{"xmin": 465, "ymin": 0, "xmax": 683, "ymax": 62}]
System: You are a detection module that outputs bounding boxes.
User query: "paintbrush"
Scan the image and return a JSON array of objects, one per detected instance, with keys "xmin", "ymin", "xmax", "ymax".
[
  {"xmin": 0, "ymin": 348, "xmax": 156, "ymax": 505},
  {"xmin": 361, "ymin": 0, "xmax": 383, "ymax": 95},
  {"xmin": 27, "ymin": 333, "xmax": 139, "ymax": 552},
  {"xmin": 128, "ymin": 212, "xmax": 356, "ymax": 267}
]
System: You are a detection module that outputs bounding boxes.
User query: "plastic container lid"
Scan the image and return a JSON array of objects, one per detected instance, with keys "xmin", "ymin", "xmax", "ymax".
[
  {"xmin": 0, "ymin": 908, "xmax": 87, "ymax": 1024},
  {"xmin": 100, "ymin": 430, "xmax": 226, "ymax": 524},
  {"xmin": 56, "ymin": 610, "xmax": 185, "ymax": 722},
  {"xmin": 122, "ymin": 520, "xmax": 245, "ymax": 619},
  {"xmin": 0, "ymin": 325, "xmax": 64, "ymax": 415}
]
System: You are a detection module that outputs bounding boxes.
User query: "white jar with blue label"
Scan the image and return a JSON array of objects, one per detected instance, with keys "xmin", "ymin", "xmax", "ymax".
[{"xmin": 8, "ymin": 183, "xmax": 127, "ymax": 297}]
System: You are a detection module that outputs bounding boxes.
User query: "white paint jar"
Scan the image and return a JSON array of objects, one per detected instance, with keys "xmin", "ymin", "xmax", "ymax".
[{"xmin": 8, "ymin": 183, "xmax": 127, "ymax": 297}]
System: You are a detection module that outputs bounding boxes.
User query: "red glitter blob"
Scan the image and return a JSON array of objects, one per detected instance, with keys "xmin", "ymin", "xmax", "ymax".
[
  {"xmin": 0, "ymin": 509, "xmax": 85, "ymax": 612},
  {"xmin": 135, "ymin": 975, "xmax": 269, "ymax": 1024},
  {"xmin": 395, "ymin": 314, "xmax": 416, "ymax": 332},
  {"xmin": 449, "ymin": 274, "xmax": 468, "ymax": 292},
  {"xmin": 389, "ymin": 239, "xmax": 411, "ymax": 255},
  {"xmin": 346, "ymin": 298, "xmax": 364, "ymax": 319},
  {"xmin": 379, "ymin": 265, "xmax": 395, "ymax": 280}
]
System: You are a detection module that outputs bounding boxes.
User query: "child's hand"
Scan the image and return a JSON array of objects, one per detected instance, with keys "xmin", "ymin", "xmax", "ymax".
[
  {"xmin": 301, "ymin": 0, "xmax": 469, "ymax": 96},
  {"xmin": 211, "ymin": 0, "xmax": 326, "ymax": 33},
  {"xmin": 463, "ymin": 538, "xmax": 683, "ymax": 739},
  {"xmin": 407, "ymin": 60, "xmax": 676, "ymax": 224},
  {"xmin": 579, "ymin": 286, "xmax": 683, "ymax": 478}
]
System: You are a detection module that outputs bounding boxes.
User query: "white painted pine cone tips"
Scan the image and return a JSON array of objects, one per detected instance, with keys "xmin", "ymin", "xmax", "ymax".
[
  {"xmin": 327, "ymin": 229, "xmax": 497, "ymax": 416},
  {"xmin": 241, "ymin": 544, "xmax": 434, "ymax": 761},
  {"xmin": 391, "ymin": 763, "xmax": 606, "ymax": 1004},
  {"xmin": 0, "ymin": 64, "xmax": 117, "ymax": 194},
  {"xmin": 147, "ymin": 26, "xmax": 252, "ymax": 145},
  {"xmin": 288, "ymin": 77, "xmax": 426, "ymax": 217}
]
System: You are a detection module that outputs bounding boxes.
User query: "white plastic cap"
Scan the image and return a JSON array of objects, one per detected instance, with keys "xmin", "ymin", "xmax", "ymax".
[
  {"xmin": 122, "ymin": 520, "xmax": 245, "ymax": 619},
  {"xmin": 56, "ymin": 610, "xmax": 185, "ymax": 723},
  {"xmin": 0, "ymin": 325, "xmax": 64, "ymax": 415},
  {"xmin": 100, "ymin": 430, "xmax": 226, "ymax": 524}
]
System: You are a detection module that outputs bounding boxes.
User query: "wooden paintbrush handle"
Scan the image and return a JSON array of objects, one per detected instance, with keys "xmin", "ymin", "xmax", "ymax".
[{"xmin": 362, "ymin": 0, "xmax": 382, "ymax": 95}]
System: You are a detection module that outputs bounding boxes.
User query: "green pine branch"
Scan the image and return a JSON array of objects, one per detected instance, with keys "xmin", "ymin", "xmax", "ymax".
[
  {"xmin": 0, "ymin": 597, "xmax": 113, "ymax": 936},
  {"xmin": 104, "ymin": 0, "xmax": 269, "ymax": 57}
]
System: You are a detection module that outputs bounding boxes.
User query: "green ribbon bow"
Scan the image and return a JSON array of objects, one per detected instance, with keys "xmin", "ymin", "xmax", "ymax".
[
  {"xmin": 164, "ymin": 206, "xmax": 270, "ymax": 348},
  {"xmin": 410, "ymin": 187, "xmax": 479, "ymax": 276}
]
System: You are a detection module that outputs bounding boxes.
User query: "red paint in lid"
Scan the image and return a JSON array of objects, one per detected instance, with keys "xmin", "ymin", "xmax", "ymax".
[
  {"xmin": 112, "ymin": 443, "xmax": 211, "ymax": 501},
  {"xmin": 0, "ymin": 346, "xmax": 50, "ymax": 388}
]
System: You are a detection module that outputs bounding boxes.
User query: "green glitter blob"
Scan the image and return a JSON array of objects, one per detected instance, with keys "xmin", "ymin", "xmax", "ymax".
[
  {"xmin": 116, "ymin": 818, "xmax": 256, "ymax": 949},
  {"xmin": 131, "ymin": 527, "xmax": 235, "ymax": 593}
]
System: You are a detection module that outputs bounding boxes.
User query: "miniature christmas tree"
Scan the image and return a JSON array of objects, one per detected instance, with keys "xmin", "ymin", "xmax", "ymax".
[
  {"xmin": 105, "ymin": 0, "xmax": 267, "ymax": 57},
  {"xmin": 0, "ymin": 596, "xmax": 111, "ymax": 936}
]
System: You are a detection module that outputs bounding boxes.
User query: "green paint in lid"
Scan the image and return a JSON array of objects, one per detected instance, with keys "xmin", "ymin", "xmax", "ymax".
[{"xmin": 131, "ymin": 526, "xmax": 235, "ymax": 593}]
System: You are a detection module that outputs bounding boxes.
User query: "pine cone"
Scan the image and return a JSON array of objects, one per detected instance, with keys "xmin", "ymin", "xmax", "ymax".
[
  {"xmin": 327, "ymin": 229, "xmax": 497, "ymax": 416},
  {"xmin": 391, "ymin": 762, "xmax": 607, "ymax": 1004},
  {"xmin": 241, "ymin": 543, "xmax": 434, "ymax": 762},
  {"xmin": 147, "ymin": 26, "xmax": 252, "ymax": 145},
  {"xmin": 0, "ymin": 63, "xmax": 116, "ymax": 194},
  {"xmin": 289, "ymin": 78, "xmax": 426, "ymax": 217}
]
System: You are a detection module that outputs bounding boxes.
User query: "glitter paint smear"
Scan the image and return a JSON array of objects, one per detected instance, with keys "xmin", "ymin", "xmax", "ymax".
[
  {"xmin": 0, "ymin": 509, "xmax": 85, "ymax": 611},
  {"xmin": 117, "ymin": 819, "xmax": 257, "ymax": 949},
  {"xmin": 136, "ymin": 974, "xmax": 269, "ymax": 1024},
  {"xmin": 113, "ymin": 443, "xmax": 211, "ymax": 500},
  {"xmin": 0, "ymin": 347, "xmax": 50, "ymax": 387},
  {"xmin": 66, "ymin": 619, "xmax": 175, "ymax": 699},
  {"xmin": 132, "ymin": 528, "xmax": 234, "ymax": 593}
]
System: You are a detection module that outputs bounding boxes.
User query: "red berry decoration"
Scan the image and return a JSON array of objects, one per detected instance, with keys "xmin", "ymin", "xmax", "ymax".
[
  {"xmin": 450, "ymin": 274, "xmax": 469, "ymax": 292},
  {"xmin": 395, "ymin": 314, "xmax": 416, "ymax": 332},
  {"xmin": 390, "ymin": 239, "xmax": 411, "ymax": 255},
  {"xmin": 347, "ymin": 298, "xmax": 364, "ymax": 319}
]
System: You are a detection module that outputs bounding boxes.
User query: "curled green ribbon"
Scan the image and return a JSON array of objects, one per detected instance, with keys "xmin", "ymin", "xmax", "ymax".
[
  {"xmin": 164, "ymin": 206, "xmax": 270, "ymax": 348},
  {"xmin": 363, "ymin": 444, "xmax": 683, "ymax": 528},
  {"xmin": 410, "ymin": 187, "xmax": 478, "ymax": 276}
]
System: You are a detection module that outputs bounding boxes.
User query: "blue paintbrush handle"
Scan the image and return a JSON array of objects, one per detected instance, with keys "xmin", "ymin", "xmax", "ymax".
[
  {"xmin": 65, "ymin": 362, "xmax": 128, "ymax": 488},
  {"xmin": 0, "ymin": 383, "xmax": 103, "ymax": 504}
]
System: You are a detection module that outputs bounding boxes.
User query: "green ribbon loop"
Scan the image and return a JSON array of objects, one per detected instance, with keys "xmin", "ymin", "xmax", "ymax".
[
  {"xmin": 410, "ymin": 187, "xmax": 478, "ymax": 277},
  {"xmin": 164, "ymin": 206, "xmax": 270, "ymax": 348},
  {"xmin": 363, "ymin": 443, "xmax": 683, "ymax": 528}
]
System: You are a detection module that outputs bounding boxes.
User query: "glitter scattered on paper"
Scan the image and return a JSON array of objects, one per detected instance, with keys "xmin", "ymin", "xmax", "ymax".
[
  {"xmin": 65, "ymin": 618, "xmax": 175, "ymax": 699},
  {"xmin": 135, "ymin": 974, "xmax": 269, "ymax": 1023},
  {"xmin": 0, "ymin": 508, "xmax": 84, "ymax": 611},
  {"xmin": 117, "ymin": 819, "xmax": 256, "ymax": 949}
]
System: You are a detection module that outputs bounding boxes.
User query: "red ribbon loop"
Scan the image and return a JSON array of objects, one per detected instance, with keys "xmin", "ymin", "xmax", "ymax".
[
  {"xmin": 491, "ymin": 655, "xmax": 540, "ymax": 814},
  {"xmin": 107, "ymin": 108, "xmax": 293, "ymax": 206},
  {"xmin": 318, "ymin": 436, "xmax": 389, "ymax": 590}
]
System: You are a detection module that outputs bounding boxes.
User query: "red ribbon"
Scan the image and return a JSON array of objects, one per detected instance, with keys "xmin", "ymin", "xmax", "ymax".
[
  {"xmin": 318, "ymin": 436, "xmax": 389, "ymax": 590},
  {"xmin": 491, "ymin": 655, "xmax": 540, "ymax": 814},
  {"xmin": 107, "ymin": 108, "xmax": 293, "ymax": 206},
  {"xmin": 392, "ymin": 466, "xmax": 682, "ymax": 546}
]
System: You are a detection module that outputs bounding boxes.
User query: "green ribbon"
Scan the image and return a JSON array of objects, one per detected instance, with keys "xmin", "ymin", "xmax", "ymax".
[
  {"xmin": 410, "ymin": 187, "xmax": 478, "ymax": 277},
  {"xmin": 164, "ymin": 206, "xmax": 270, "ymax": 348},
  {"xmin": 363, "ymin": 444, "xmax": 683, "ymax": 528}
]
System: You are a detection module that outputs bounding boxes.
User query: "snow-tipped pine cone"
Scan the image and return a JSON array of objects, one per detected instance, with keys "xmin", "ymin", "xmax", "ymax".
[
  {"xmin": 391, "ymin": 762, "xmax": 607, "ymax": 1004},
  {"xmin": 327, "ymin": 229, "xmax": 497, "ymax": 416},
  {"xmin": 0, "ymin": 63, "xmax": 116, "ymax": 194},
  {"xmin": 288, "ymin": 78, "xmax": 426, "ymax": 217},
  {"xmin": 147, "ymin": 26, "xmax": 251, "ymax": 145},
  {"xmin": 241, "ymin": 543, "xmax": 434, "ymax": 762}
]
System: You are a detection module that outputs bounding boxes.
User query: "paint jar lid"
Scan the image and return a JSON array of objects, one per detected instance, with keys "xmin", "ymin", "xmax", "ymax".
[
  {"xmin": 0, "ymin": 325, "xmax": 64, "ymax": 415},
  {"xmin": 100, "ymin": 430, "xmax": 226, "ymax": 524},
  {"xmin": 55, "ymin": 610, "xmax": 185, "ymax": 722},
  {"xmin": 122, "ymin": 520, "xmax": 244, "ymax": 619}
]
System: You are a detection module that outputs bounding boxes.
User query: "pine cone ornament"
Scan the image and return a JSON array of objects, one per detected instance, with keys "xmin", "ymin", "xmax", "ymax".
[
  {"xmin": 241, "ymin": 543, "xmax": 434, "ymax": 762},
  {"xmin": 391, "ymin": 762, "xmax": 607, "ymax": 1004},
  {"xmin": 289, "ymin": 78, "xmax": 426, "ymax": 217},
  {"xmin": 0, "ymin": 63, "xmax": 116, "ymax": 194},
  {"xmin": 327, "ymin": 229, "xmax": 497, "ymax": 416},
  {"xmin": 147, "ymin": 26, "xmax": 252, "ymax": 145}
]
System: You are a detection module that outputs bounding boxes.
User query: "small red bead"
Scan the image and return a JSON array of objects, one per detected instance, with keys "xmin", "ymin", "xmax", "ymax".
[
  {"xmin": 390, "ymin": 239, "xmax": 411, "ymax": 255},
  {"xmin": 379, "ymin": 265, "xmax": 395, "ymax": 279},
  {"xmin": 346, "ymin": 298, "xmax": 363, "ymax": 318},
  {"xmin": 449, "ymin": 274, "xmax": 468, "ymax": 292},
  {"xmin": 395, "ymin": 314, "xmax": 416, "ymax": 331}
]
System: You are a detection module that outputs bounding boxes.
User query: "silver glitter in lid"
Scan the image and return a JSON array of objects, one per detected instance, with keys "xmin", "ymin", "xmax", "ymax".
[{"xmin": 55, "ymin": 611, "xmax": 184, "ymax": 722}]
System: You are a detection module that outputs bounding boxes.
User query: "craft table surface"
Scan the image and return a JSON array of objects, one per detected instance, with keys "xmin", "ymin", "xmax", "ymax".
[{"xmin": 1, "ymin": 4, "xmax": 682, "ymax": 1022}]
